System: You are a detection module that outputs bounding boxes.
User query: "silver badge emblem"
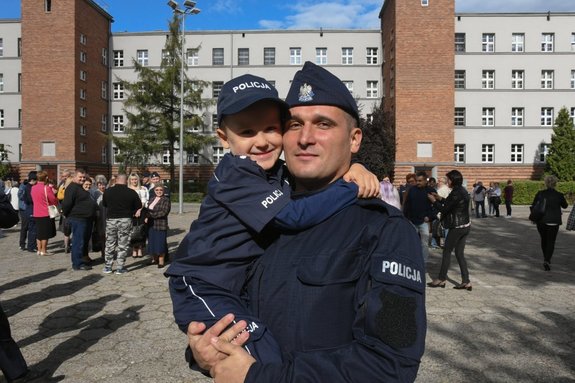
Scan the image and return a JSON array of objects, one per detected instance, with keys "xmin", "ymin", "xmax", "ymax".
[{"xmin": 298, "ymin": 83, "xmax": 314, "ymax": 102}]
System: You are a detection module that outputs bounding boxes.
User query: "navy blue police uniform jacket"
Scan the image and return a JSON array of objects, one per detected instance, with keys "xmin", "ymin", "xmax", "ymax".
[
  {"xmin": 244, "ymin": 195, "xmax": 427, "ymax": 383},
  {"xmin": 166, "ymin": 153, "xmax": 358, "ymax": 297}
]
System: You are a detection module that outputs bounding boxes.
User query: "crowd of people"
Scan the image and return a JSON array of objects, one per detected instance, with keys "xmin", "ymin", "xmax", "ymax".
[{"xmin": 4, "ymin": 168, "xmax": 171, "ymax": 273}]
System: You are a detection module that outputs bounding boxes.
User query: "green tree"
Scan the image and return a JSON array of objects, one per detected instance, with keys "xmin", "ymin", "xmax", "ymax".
[
  {"xmin": 0, "ymin": 144, "xmax": 13, "ymax": 179},
  {"xmin": 113, "ymin": 14, "xmax": 216, "ymax": 189},
  {"xmin": 355, "ymin": 104, "xmax": 395, "ymax": 180},
  {"xmin": 545, "ymin": 106, "xmax": 575, "ymax": 181}
]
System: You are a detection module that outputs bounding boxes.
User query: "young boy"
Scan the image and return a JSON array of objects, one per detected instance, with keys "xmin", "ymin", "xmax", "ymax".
[{"xmin": 166, "ymin": 74, "xmax": 378, "ymax": 369}]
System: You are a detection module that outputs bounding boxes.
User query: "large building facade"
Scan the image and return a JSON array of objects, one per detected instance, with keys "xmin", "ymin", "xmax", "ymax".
[
  {"xmin": 1, "ymin": 0, "xmax": 574, "ymax": 185},
  {"xmin": 380, "ymin": 0, "xmax": 575, "ymax": 185}
]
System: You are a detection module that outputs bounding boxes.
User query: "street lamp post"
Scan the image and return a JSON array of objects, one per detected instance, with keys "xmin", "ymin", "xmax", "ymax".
[{"xmin": 167, "ymin": 0, "xmax": 201, "ymax": 214}]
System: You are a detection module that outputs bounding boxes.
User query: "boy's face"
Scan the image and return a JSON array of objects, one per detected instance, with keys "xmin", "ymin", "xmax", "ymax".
[{"xmin": 217, "ymin": 101, "xmax": 283, "ymax": 171}]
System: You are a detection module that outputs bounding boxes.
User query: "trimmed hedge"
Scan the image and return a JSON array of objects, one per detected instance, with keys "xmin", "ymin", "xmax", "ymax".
[
  {"xmin": 170, "ymin": 192, "xmax": 205, "ymax": 203},
  {"xmin": 500, "ymin": 180, "xmax": 575, "ymax": 205}
]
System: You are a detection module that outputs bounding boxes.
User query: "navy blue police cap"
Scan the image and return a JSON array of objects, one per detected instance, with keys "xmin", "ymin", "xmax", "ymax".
[
  {"xmin": 217, "ymin": 74, "xmax": 289, "ymax": 125},
  {"xmin": 285, "ymin": 61, "xmax": 360, "ymax": 124}
]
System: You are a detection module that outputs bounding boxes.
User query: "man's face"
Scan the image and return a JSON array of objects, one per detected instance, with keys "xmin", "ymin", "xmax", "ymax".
[
  {"xmin": 429, "ymin": 179, "xmax": 437, "ymax": 189},
  {"xmin": 74, "ymin": 172, "xmax": 86, "ymax": 185},
  {"xmin": 60, "ymin": 172, "xmax": 69, "ymax": 181},
  {"xmin": 283, "ymin": 105, "xmax": 361, "ymax": 191},
  {"xmin": 217, "ymin": 101, "xmax": 283, "ymax": 171},
  {"xmin": 416, "ymin": 176, "xmax": 427, "ymax": 189},
  {"xmin": 151, "ymin": 176, "xmax": 160, "ymax": 184},
  {"xmin": 407, "ymin": 177, "xmax": 416, "ymax": 186}
]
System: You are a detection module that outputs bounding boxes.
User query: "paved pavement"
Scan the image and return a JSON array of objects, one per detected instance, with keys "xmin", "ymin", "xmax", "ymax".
[{"xmin": 1, "ymin": 204, "xmax": 574, "ymax": 382}]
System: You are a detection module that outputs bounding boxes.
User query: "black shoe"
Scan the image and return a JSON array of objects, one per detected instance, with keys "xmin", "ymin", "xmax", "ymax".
[
  {"xmin": 544, "ymin": 262, "xmax": 551, "ymax": 271},
  {"xmin": 73, "ymin": 265, "xmax": 92, "ymax": 271},
  {"xmin": 12, "ymin": 368, "xmax": 49, "ymax": 382},
  {"xmin": 453, "ymin": 283, "xmax": 472, "ymax": 291},
  {"xmin": 427, "ymin": 280, "xmax": 446, "ymax": 288},
  {"xmin": 28, "ymin": 248, "xmax": 38, "ymax": 253}
]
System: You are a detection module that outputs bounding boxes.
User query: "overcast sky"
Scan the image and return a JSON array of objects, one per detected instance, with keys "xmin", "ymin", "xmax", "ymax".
[{"xmin": 1, "ymin": 0, "xmax": 574, "ymax": 31}]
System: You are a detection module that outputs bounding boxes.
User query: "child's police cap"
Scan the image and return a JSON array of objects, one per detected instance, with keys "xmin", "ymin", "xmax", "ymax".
[
  {"xmin": 286, "ymin": 61, "xmax": 360, "ymax": 124},
  {"xmin": 217, "ymin": 74, "xmax": 289, "ymax": 124}
]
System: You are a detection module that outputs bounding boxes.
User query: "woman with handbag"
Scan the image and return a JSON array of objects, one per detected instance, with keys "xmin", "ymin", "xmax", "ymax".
[
  {"xmin": 532, "ymin": 175, "xmax": 568, "ymax": 271},
  {"xmin": 30, "ymin": 171, "xmax": 59, "ymax": 256},
  {"xmin": 128, "ymin": 173, "xmax": 149, "ymax": 258},
  {"xmin": 146, "ymin": 182, "xmax": 171, "ymax": 268},
  {"xmin": 426, "ymin": 170, "xmax": 472, "ymax": 291}
]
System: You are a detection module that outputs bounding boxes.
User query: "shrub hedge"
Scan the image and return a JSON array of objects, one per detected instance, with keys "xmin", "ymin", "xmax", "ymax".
[{"xmin": 500, "ymin": 180, "xmax": 575, "ymax": 205}]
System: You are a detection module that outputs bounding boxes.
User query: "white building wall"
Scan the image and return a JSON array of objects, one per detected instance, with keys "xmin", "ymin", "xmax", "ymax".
[
  {"xmin": 455, "ymin": 13, "xmax": 575, "ymax": 166},
  {"xmin": 0, "ymin": 20, "xmax": 22, "ymax": 163}
]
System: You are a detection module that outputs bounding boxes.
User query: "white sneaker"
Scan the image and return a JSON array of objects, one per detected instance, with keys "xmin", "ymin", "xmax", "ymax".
[{"xmin": 505, "ymin": 215, "xmax": 512, "ymax": 218}]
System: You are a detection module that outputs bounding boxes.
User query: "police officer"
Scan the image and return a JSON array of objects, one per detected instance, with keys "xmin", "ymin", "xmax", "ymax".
[{"xmin": 187, "ymin": 62, "xmax": 427, "ymax": 382}]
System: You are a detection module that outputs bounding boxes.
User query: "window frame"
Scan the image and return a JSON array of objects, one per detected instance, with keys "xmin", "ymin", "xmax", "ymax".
[
  {"xmin": 316, "ymin": 47, "xmax": 328, "ymax": 65},
  {"xmin": 482, "ymin": 107, "xmax": 495, "ymax": 127},
  {"xmin": 212, "ymin": 81, "xmax": 224, "ymax": 98},
  {"xmin": 366, "ymin": 81, "xmax": 378, "ymax": 98},
  {"xmin": 481, "ymin": 144, "xmax": 495, "ymax": 163},
  {"xmin": 510, "ymin": 144, "xmax": 524, "ymax": 163},
  {"xmin": 482, "ymin": 70, "xmax": 495, "ymax": 89},
  {"xmin": 454, "ymin": 70, "xmax": 466, "ymax": 89},
  {"xmin": 541, "ymin": 107, "xmax": 554, "ymax": 126},
  {"xmin": 137, "ymin": 49, "xmax": 149, "ymax": 66},
  {"xmin": 454, "ymin": 144, "xmax": 465, "ymax": 163},
  {"xmin": 541, "ymin": 33, "xmax": 554, "ymax": 52},
  {"xmin": 187, "ymin": 48, "xmax": 199, "ymax": 66},
  {"xmin": 113, "ymin": 50, "xmax": 124, "ymax": 67},
  {"xmin": 237, "ymin": 48, "xmax": 249, "ymax": 66},
  {"xmin": 341, "ymin": 47, "xmax": 353, "ymax": 65},
  {"xmin": 212, "ymin": 48, "xmax": 224, "ymax": 65},
  {"xmin": 454, "ymin": 33, "xmax": 466, "ymax": 52},
  {"xmin": 454, "ymin": 108, "xmax": 466, "ymax": 126},
  {"xmin": 290, "ymin": 47, "xmax": 302, "ymax": 65},
  {"xmin": 511, "ymin": 107, "xmax": 524, "ymax": 127},
  {"xmin": 263, "ymin": 47, "xmax": 275, "ymax": 65},
  {"xmin": 366, "ymin": 47, "xmax": 378, "ymax": 65},
  {"xmin": 482, "ymin": 33, "xmax": 495, "ymax": 52},
  {"xmin": 113, "ymin": 82, "xmax": 124, "ymax": 100},
  {"xmin": 541, "ymin": 70, "xmax": 554, "ymax": 89},
  {"xmin": 511, "ymin": 33, "xmax": 525, "ymax": 52},
  {"xmin": 511, "ymin": 70, "xmax": 524, "ymax": 89},
  {"xmin": 113, "ymin": 115, "xmax": 125, "ymax": 133}
]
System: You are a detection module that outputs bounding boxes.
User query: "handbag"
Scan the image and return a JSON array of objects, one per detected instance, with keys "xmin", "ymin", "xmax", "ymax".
[
  {"xmin": 130, "ymin": 223, "xmax": 147, "ymax": 245},
  {"xmin": 45, "ymin": 186, "xmax": 60, "ymax": 219},
  {"xmin": 0, "ymin": 193, "xmax": 19, "ymax": 228},
  {"xmin": 566, "ymin": 208, "xmax": 575, "ymax": 231},
  {"xmin": 528, "ymin": 195, "xmax": 546, "ymax": 223}
]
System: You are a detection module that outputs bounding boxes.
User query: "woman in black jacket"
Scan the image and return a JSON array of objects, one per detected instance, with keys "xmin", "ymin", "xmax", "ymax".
[
  {"xmin": 532, "ymin": 175, "xmax": 568, "ymax": 271},
  {"xmin": 427, "ymin": 170, "xmax": 472, "ymax": 290}
]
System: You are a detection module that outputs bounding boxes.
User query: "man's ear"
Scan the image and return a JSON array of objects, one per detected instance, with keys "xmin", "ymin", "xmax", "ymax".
[
  {"xmin": 350, "ymin": 127, "xmax": 362, "ymax": 154},
  {"xmin": 216, "ymin": 128, "xmax": 230, "ymax": 149}
]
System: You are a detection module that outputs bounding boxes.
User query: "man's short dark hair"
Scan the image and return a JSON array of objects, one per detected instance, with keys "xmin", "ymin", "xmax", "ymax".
[
  {"xmin": 446, "ymin": 170, "xmax": 463, "ymax": 187},
  {"xmin": 415, "ymin": 171, "xmax": 427, "ymax": 179}
]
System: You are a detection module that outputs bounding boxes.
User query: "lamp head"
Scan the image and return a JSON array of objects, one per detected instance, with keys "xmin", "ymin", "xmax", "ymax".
[
  {"xmin": 184, "ymin": 0, "xmax": 197, "ymax": 8},
  {"xmin": 190, "ymin": 8, "xmax": 201, "ymax": 14},
  {"xmin": 167, "ymin": 0, "xmax": 178, "ymax": 10}
]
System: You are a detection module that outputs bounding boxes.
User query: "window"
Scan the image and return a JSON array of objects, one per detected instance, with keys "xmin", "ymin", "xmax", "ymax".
[
  {"xmin": 454, "ymin": 144, "xmax": 465, "ymax": 163},
  {"xmin": 102, "ymin": 48, "xmax": 108, "ymax": 66},
  {"xmin": 572, "ymin": 33, "xmax": 575, "ymax": 51},
  {"xmin": 212, "ymin": 48, "xmax": 224, "ymax": 65},
  {"xmin": 18, "ymin": 73, "xmax": 21, "ymax": 93},
  {"xmin": 113, "ymin": 115, "xmax": 125, "ymax": 133},
  {"xmin": 80, "ymin": 51, "xmax": 87, "ymax": 63},
  {"xmin": 455, "ymin": 33, "xmax": 465, "ymax": 52},
  {"xmin": 510, "ymin": 144, "xmax": 524, "ymax": 163},
  {"xmin": 161, "ymin": 50, "xmax": 171, "ymax": 64},
  {"xmin": 42, "ymin": 142, "xmax": 56, "ymax": 157},
  {"xmin": 0, "ymin": 38, "xmax": 3, "ymax": 57},
  {"xmin": 511, "ymin": 70, "xmax": 524, "ymax": 89},
  {"xmin": 213, "ymin": 147, "xmax": 226, "ymax": 164},
  {"xmin": 137, "ymin": 50, "xmax": 149, "ymax": 66},
  {"xmin": 101, "ymin": 81, "xmax": 107, "ymax": 99},
  {"xmin": 454, "ymin": 108, "xmax": 466, "ymax": 126},
  {"xmin": 342, "ymin": 48, "xmax": 353, "ymax": 64},
  {"xmin": 539, "ymin": 143, "xmax": 550, "ymax": 162},
  {"xmin": 511, "ymin": 108, "xmax": 524, "ymax": 126},
  {"xmin": 237, "ymin": 48, "xmax": 249, "ymax": 66},
  {"xmin": 572, "ymin": 107, "xmax": 575, "ymax": 120},
  {"xmin": 482, "ymin": 70, "xmax": 495, "ymax": 89},
  {"xmin": 80, "ymin": 70, "xmax": 86, "ymax": 81},
  {"xmin": 80, "ymin": 34, "xmax": 87, "ymax": 45},
  {"xmin": 80, "ymin": 125, "xmax": 86, "ymax": 136},
  {"xmin": 482, "ymin": 108, "xmax": 495, "ymax": 126},
  {"xmin": 541, "ymin": 33, "xmax": 554, "ymax": 52},
  {"xmin": 17, "ymin": 38, "xmax": 21, "ymax": 57},
  {"xmin": 18, "ymin": 109, "xmax": 21, "ymax": 127},
  {"xmin": 113, "ymin": 147, "xmax": 120, "ymax": 163},
  {"xmin": 212, "ymin": 114, "xmax": 219, "ymax": 131},
  {"xmin": 113, "ymin": 50, "xmax": 124, "ymax": 67},
  {"xmin": 101, "ymin": 146, "xmax": 108, "ymax": 164},
  {"xmin": 0, "ymin": 109, "xmax": 4, "ymax": 127},
  {"xmin": 417, "ymin": 142, "xmax": 432, "ymax": 157},
  {"xmin": 290, "ymin": 48, "xmax": 302, "ymax": 65},
  {"xmin": 188, "ymin": 152, "xmax": 199, "ymax": 164},
  {"xmin": 80, "ymin": 107, "xmax": 87, "ymax": 118},
  {"xmin": 421, "ymin": 0, "xmax": 429, "ymax": 6},
  {"xmin": 343, "ymin": 81, "xmax": 353, "ymax": 93},
  {"xmin": 113, "ymin": 82, "xmax": 124, "ymax": 100},
  {"xmin": 187, "ymin": 48, "xmax": 199, "ymax": 66},
  {"xmin": 454, "ymin": 70, "xmax": 465, "ymax": 89},
  {"xmin": 366, "ymin": 81, "xmax": 378, "ymax": 98},
  {"xmin": 571, "ymin": 70, "xmax": 575, "ymax": 89},
  {"xmin": 0, "ymin": 73, "xmax": 4, "ymax": 92},
  {"xmin": 264, "ymin": 48, "xmax": 275, "ymax": 65},
  {"xmin": 316, "ymin": 48, "xmax": 327, "ymax": 65},
  {"xmin": 366, "ymin": 48, "xmax": 378, "ymax": 65},
  {"xmin": 481, "ymin": 144, "xmax": 494, "ymax": 163},
  {"xmin": 482, "ymin": 33, "xmax": 495, "ymax": 52},
  {"xmin": 541, "ymin": 107, "xmax": 554, "ymax": 126},
  {"xmin": 45, "ymin": 0, "xmax": 52, "ymax": 12},
  {"xmin": 212, "ymin": 81, "xmax": 224, "ymax": 98},
  {"xmin": 511, "ymin": 33, "xmax": 524, "ymax": 52},
  {"xmin": 80, "ymin": 88, "xmax": 86, "ymax": 100},
  {"xmin": 162, "ymin": 148, "xmax": 171, "ymax": 165},
  {"xmin": 541, "ymin": 70, "xmax": 554, "ymax": 89},
  {"xmin": 101, "ymin": 114, "xmax": 107, "ymax": 132}
]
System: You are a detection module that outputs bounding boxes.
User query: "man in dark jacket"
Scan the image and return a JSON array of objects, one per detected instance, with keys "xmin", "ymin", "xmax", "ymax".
[
  {"xmin": 102, "ymin": 173, "xmax": 142, "ymax": 275},
  {"xmin": 18, "ymin": 173, "xmax": 37, "ymax": 252},
  {"xmin": 403, "ymin": 171, "xmax": 436, "ymax": 262},
  {"xmin": 61, "ymin": 169, "xmax": 93, "ymax": 271}
]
